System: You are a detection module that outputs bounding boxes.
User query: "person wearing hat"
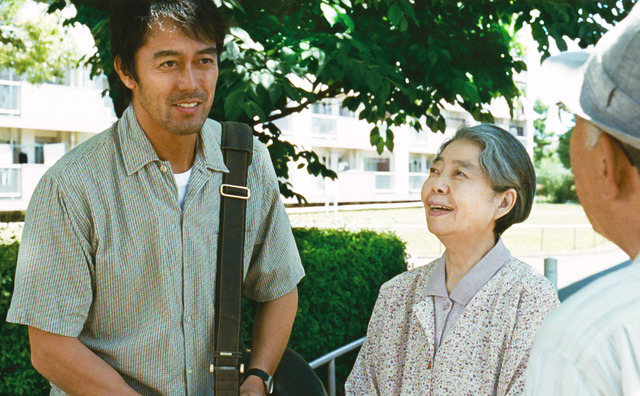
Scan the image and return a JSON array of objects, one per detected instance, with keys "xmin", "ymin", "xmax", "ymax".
[{"xmin": 524, "ymin": 4, "xmax": 640, "ymax": 395}]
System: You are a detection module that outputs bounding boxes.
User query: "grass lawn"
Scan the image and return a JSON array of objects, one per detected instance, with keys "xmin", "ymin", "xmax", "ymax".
[{"xmin": 287, "ymin": 202, "xmax": 614, "ymax": 257}]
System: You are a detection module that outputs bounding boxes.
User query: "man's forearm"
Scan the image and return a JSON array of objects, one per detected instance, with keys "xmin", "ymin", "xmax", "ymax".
[
  {"xmin": 248, "ymin": 287, "xmax": 299, "ymax": 374},
  {"xmin": 28, "ymin": 326, "xmax": 140, "ymax": 396}
]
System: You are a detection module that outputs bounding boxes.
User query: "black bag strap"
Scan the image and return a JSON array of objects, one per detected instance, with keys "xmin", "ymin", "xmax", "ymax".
[{"xmin": 213, "ymin": 122, "xmax": 253, "ymax": 396}]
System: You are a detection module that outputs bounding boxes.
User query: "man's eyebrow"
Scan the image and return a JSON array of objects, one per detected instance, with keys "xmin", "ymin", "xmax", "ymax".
[
  {"xmin": 197, "ymin": 46, "xmax": 217, "ymax": 55},
  {"xmin": 153, "ymin": 46, "xmax": 217, "ymax": 59},
  {"xmin": 153, "ymin": 50, "xmax": 180, "ymax": 59}
]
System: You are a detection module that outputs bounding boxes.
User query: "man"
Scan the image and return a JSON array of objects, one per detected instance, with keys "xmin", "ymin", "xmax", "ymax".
[
  {"xmin": 7, "ymin": 1, "xmax": 304, "ymax": 395},
  {"xmin": 524, "ymin": 4, "xmax": 640, "ymax": 395}
]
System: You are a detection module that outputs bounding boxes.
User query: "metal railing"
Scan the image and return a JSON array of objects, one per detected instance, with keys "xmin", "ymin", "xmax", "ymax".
[{"xmin": 309, "ymin": 337, "xmax": 365, "ymax": 396}]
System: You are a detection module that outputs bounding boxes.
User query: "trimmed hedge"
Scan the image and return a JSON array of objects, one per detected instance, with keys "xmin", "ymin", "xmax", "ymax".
[
  {"xmin": 1, "ymin": 237, "xmax": 49, "ymax": 395},
  {"xmin": 288, "ymin": 228, "xmax": 407, "ymax": 392},
  {"xmin": 1, "ymin": 228, "xmax": 407, "ymax": 395}
]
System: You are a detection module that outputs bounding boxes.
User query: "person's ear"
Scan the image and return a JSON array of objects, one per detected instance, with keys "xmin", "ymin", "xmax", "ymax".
[
  {"xmin": 495, "ymin": 188, "xmax": 517, "ymax": 220},
  {"xmin": 596, "ymin": 133, "xmax": 631, "ymax": 200},
  {"xmin": 113, "ymin": 56, "xmax": 136, "ymax": 90}
]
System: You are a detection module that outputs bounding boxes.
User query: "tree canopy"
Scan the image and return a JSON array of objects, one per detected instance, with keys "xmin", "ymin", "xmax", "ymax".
[
  {"xmin": 0, "ymin": 0, "xmax": 81, "ymax": 83},
  {"xmin": 47, "ymin": 0, "xmax": 635, "ymax": 200}
]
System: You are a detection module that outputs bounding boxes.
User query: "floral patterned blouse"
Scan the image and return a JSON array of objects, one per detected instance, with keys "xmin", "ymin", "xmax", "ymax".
[{"xmin": 345, "ymin": 256, "xmax": 559, "ymax": 395}]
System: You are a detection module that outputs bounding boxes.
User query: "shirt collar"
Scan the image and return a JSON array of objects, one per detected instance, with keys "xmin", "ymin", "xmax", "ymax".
[
  {"xmin": 118, "ymin": 105, "xmax": 228, "ymax": 175},
  {"xmin": 425, "ymin": 256, "xmax": 449, "ymax": 299},
  {"xmin": 424, "ymin": 238, "xmax": 512, "ymax": 305}
]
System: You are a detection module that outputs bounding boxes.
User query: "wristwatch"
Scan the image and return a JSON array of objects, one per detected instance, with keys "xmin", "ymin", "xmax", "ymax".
[{"xmin": 243, "ymin": 368, "xmax": 274, "ymax": 395}]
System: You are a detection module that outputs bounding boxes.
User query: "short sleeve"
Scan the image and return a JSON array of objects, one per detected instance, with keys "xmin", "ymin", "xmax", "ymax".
[
  {"xmin": 242, "ymin": 141, "xmax": 304, "ymax": 302},
  {"xmin": 6, "ymin": 173, "xmax": 94, "ymax": 337}
]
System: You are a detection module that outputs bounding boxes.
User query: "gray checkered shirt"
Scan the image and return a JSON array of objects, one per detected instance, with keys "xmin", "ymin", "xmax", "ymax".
[{"xmin": 7, "ymin": 105, "xmax": 305, "ymax": 395}]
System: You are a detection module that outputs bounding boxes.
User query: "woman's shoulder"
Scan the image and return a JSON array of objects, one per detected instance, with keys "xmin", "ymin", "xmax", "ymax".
[
  {"xmin": 497, "ymin": 258, "xmax": 558, "ymax": 301},
  {"xmin": 379, "ymin": 259, "xmax": 439, "ymax": 298}
]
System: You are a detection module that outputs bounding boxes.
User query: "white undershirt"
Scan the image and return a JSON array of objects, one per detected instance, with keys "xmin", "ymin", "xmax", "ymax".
[{"xmin": 173, "ymin": 169, "xmax": 192, "ymax": 208}]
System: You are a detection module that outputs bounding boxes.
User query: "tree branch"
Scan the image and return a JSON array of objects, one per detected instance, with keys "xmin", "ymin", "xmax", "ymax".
[{"xmin": 263, "ymin": 82, "xmax": 342, "ymax": 123}]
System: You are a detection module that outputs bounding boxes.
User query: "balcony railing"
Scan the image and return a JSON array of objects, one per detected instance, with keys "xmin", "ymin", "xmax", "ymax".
[
  {"xmin": 0, "ymin": 165, "xmax": 21, "ymax": 198},
  {"xmin": 371, "ymin": 171, "xmax": 393, "ymax": 191},
  {"xmin": 0, "ymin": 80, "xmax": 21, "ymax": 115},
  {"xmin": 311, "ymin": 116, "xmax": 337, "ymax": 138}
]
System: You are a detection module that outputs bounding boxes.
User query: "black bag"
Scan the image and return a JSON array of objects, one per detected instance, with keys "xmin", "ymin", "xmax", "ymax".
[
  {"xmin": 244, "ymin": 347, "xmax": 327, "ymax": 396},
  {"xmin": 213, "ymin": 122, "xmax": 327, "ymax": 396}
]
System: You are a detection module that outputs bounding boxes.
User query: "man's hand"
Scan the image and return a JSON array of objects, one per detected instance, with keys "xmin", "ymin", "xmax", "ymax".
[{"xmin": 240, "ymin": 374, "xmax": 266, "ymax": 396}]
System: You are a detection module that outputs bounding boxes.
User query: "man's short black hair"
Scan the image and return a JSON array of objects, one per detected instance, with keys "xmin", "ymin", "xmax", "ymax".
[{"xmin": 110, "ymin": 0, "xmax": 228, "ymax": 82}]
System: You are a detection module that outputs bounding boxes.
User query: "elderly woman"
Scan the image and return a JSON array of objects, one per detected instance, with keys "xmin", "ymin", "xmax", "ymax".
[{"xmin": 346, "ymin": 125, "xmax": 559, "ymax": 395}]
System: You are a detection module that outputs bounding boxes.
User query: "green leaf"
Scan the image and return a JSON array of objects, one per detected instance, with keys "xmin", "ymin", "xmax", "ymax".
[
  {"xmin": 369, "ymin": 126, "xmax": 380, "ymax": 146},
  {"xmin": 224, "ymin": 89, "xmax": 245, "ymax": 120},
  {"xmin": 385, "ymin": 128, "xmax": 395, "ymax": 151},
  {"xmin": 365, "ymin": 71, "xmax": 381, "ymax": 91},
  {"xmin": 320, "ymin": 3, "xmax": 339, "ymax": 27},
  {"xmin": 243, "ymin": 100, "xmax": 267, "ymax": 121},
  {"xmin": 388, "ymin": 5, "xmax": 403, "ymax": 27},
  {"xmin": 260, "ymin": 72, "xmax": 275, "ymax": 90},
  {"xmin": 459, "ymin": 80, "xmax": 481, "ymax": 104}
]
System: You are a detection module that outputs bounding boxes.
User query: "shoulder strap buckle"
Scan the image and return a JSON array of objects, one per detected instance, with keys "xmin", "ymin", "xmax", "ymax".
[{"xmin": 220, "ymin": 184, "xmax": 251, "ymax": 200}]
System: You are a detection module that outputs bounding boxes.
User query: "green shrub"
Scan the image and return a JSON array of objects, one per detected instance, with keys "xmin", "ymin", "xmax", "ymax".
[
  {"xmin": 535, "ymin": 157, "xmax": 578, "ymax": 203},
  {"xmin": 288, "ymin": 228, "xmax": 407, "ymax": 393},
  {"xmin": 1, "ymin": 237, "xmax": 50, "ymax": 395},
  {"xmin": 1, "ymin": 228, "xmax": 407, "ymax": 395}
]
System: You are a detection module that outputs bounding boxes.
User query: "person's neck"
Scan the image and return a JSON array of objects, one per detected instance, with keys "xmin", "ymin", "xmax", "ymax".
[
  {"xmin": 607, "ymin": 226, "xmax": 640, "ymax": 262},
  {"xmin": 600, "ymin": 183, "xmax": 640, "ymax": 262},
  {"xmin": 441, "ymin": 233, "xmax": 497, "ymax": 293},
  {"xmin": 149, "ymin": 133, "xmax": 197, "ymax": 174},
  {"xmin": 133, "ymin": 108, "xmax": 198, "ymax": 174}
]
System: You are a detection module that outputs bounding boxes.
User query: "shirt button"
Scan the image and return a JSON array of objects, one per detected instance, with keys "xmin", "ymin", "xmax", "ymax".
[
  {"xmin": 188, "ymin": 368, "xmax": 192, "ymax": 375},
  {"xmin": 443, "ymin": 301, "xmax": 451, "ymax": 310},
  {"xmin": 160, "ymin": 165, "xmax": 168, "ymax": 173}
]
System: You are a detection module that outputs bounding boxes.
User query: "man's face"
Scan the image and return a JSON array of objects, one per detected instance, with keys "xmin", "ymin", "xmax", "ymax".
[
  {"xmin": 123, "ymin": 21, "xmax": 218, "ymax": 138},
  {"xmin": 570, "ymin": 117, "xmax": 604, "ymax": 234}
]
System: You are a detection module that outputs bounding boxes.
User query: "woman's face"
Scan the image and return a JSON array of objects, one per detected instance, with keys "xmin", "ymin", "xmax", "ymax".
[{"xmin": 421, "ymin": 139, "xmax": 511, "ymax": 242}]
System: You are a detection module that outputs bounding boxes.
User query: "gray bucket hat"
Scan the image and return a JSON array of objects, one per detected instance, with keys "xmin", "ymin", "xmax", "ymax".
[{"xmin": 542, "ymin": 3, "xmax": 640, "ymax": 149}]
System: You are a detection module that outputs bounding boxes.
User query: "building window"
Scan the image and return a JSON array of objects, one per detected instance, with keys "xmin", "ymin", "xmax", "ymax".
[
  {"xmin": 409, "ymin": 154, "xmax": 430, "ymax": 191},
  {"xmin": 364, "ymin": 157, "xmax": 392, "ymax": 191},
  {"xmin": 312, "ymin": 102, "xmax": 333, "ymax": 115},
  {"xmin": 339, "ymin": 106, "xmax": 356, "ymax": 117},
  {"xmin": 311, "ymin": 117, "xmax": 337, "ymax": 138},
  {"xmin": 510, "ymin": 125, "xmax": 524, "ymax": 137}
]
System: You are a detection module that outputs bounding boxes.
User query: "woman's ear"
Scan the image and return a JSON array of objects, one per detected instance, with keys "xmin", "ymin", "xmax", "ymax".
[{"xmin": 495, "ymin": 188, "xmax": 517, "ymax": 220}]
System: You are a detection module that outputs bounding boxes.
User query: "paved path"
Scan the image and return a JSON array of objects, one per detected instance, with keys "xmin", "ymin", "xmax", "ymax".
[
  {"xmin": 519, "ymin": 247, "xmax": 629, "ymax": 289},
  {"xmin": 411, "ymin": 246, "xmax": 630, "ymax": 290}
]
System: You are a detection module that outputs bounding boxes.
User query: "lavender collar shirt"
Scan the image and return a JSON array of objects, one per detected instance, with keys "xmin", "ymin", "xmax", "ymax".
[{"xmin": 425, "ymin": 238, "xmax": 511, "ymax": 351}]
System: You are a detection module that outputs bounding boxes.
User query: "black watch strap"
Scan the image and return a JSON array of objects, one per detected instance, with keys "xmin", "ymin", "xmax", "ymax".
[{"xmin": 243, "ymin": 368, "xmax": 274, "ymax": 394}]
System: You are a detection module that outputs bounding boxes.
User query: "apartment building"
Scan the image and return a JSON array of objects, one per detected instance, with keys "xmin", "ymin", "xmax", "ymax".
[
  {"xmin": 0, "ymin": 68, "xmax": 117, "ymax": 212},
  {"xmin": 0, "ymin": 67, "xmax": 533, "ymax": 212},
  {"xmin": 277, "ymin": 91, "xmax": 533, "ymax": 205}
]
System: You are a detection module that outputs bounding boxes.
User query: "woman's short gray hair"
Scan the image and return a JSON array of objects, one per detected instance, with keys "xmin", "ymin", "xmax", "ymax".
[{"xmin": 437, "ymin": 124, "xmax": 536, "ymax": 237}]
